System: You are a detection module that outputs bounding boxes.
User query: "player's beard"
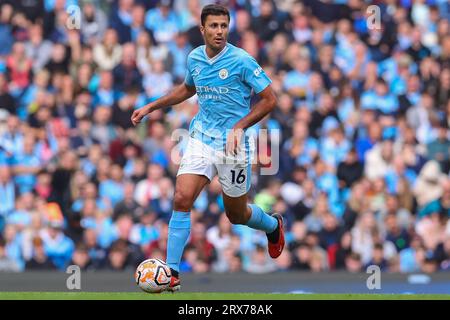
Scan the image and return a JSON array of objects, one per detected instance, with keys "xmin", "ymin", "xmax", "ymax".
[{"xmin": 208, "ymin": 37, "xmax": 226, "ymax": 53}]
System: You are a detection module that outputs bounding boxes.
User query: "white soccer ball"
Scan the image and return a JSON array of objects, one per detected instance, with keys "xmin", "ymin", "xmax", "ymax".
[{"xmin": 135, "ymin": 258, "xmax": 172, "ymax": 293}]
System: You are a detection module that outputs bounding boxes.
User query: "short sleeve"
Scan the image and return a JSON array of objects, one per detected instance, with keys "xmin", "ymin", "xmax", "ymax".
[
  {"xmin": 241, "ymin": 55, "xmax": 272, "ymax": 94},
  {"xmin": 184, "ymin": 55, "xmax": 194, "ymax": 86}
]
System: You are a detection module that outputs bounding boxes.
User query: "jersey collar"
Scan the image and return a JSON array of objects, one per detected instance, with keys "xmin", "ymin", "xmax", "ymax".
[{"xmin": 204, "ymin": 43, "xmax": 229, "ymax": 65}]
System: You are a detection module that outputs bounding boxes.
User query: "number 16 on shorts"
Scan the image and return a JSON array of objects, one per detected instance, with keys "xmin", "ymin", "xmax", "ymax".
[{"xmin": 231, "ymin": 169, "xmax": 246, "ymax": 184}]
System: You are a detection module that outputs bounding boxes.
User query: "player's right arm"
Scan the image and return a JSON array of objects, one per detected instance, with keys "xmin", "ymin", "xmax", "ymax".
[{"xmin": 131, "ymin": 82, "xmax": 196, "ymax": 126}]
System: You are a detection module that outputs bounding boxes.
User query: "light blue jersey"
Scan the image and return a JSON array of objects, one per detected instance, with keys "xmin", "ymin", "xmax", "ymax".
[{"xmin": 184, "ymin": 42, "xmax": 272, "ymax": 149}]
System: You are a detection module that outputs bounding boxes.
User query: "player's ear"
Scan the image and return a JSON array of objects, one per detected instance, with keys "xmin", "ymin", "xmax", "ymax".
[{"xmin": 199, "ymin": 25, "xmax": 205, "ymax": 36}]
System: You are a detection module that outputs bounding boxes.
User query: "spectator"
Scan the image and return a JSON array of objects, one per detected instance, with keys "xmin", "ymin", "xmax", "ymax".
[
  {"xmin": 39, "ymin": 220, "xmax": 75, "ymax": 270},
  {"xmin": 337, "ymin": 148, "xmax": 364, "ymax": 190},
  {"xmin": 384, "ymin": 213, "xmax": 410, "ymax": 252},
  {"xmin": 251, "ymin": 0, "xmax": 288, "ymax": 42},
  {"xmin": 24, "ymin": 23, "xmax": 53, "ymax": 73},
  {"xmin": 25, "ymin": 236, "xmax": 57, "ymax": 270},
  {"xmin": 113, "ymin": 181, "xmax": 144, "ymax": 222},
  {"xmin": 149, "ymin": 177, "xmax": 174, "ymax": 222},
  {"xmin": 80, "ymin": 0, "xmax": 108, "ymax": 45},
  {"xmin": 93, "ymin": 28, "xmax": 123, "ymax": 71},
  {"xmin": 243, "ymin": 244, "xmax": 277, "ymax": 274},
  {"xmin": 414, "ymin": 160, "xmax": 447, "ymax": 209},
  {"xmin": 109, "ymin": 0, "xmax": 135, "ymax": 44},
  {"xmin": 143, "ymin": 59, "xmax": 173, "ymax": 100},
  {"xmin": 129, "ymin": 210, "xmax": 160, "ymax": 246},
  {"xmin": 206, "ymin": 213, "xmax": 233, "ymax": 255},
  {"xmin": 99, "ymin": 163, "xmax": 126, "ymax": 207},
  {"xmin": 188, "ymin": 221, "xmax": 215, "ymax": 268},
  {"xmin": 0, "ymin": 73, "xmax": 16, "ymax": 115},
  {"xmin": 6, "ymin": 42, "xmax": 33, "ymax": 96},
  {"xmin": 0, "ymin": 166, "xmax": 17, "ymax": 220},
  {"xmin": 0, "ymin": 237, "xmax": 20, "ymax": 272},
  {"xmin": 69, "ymin": 243, "xmax": 93, "ymax": 271},
  {"xmin": 0, "ymin": 4, "xmax": 14, "ymax": 57},
  {"xmin": 112, "ymin": 89, "xmax": 138, "ymax": 130},
  {"xmin": 418, "ymin": 178, "xmax": 450, "ymax": 220},
  {"xmin": 334, "ymin": 231, "xmax": 352, "ymax": 270},
  {"xmin": 11, "ymin": 134, "xmax": 42, "ymax": 194},
  {"xmin": 345, "ymin": 252, "xmax": 363, "ymax": 273},
  {"xmin": 179, "ymin": 244, "xmax": 209, "ymax": 273},
  {"xmin": 44, "ymin": 43, "xmax": 70, "ymax": 74},
  {"xmin": 309, "ymin": 247, "xmax": 329, "ymax": 272},
  {"xmin": 427, "ymin": 120, "xmax": 450, "ymax": 173},
  {"xmin": 291, "ymin": 242, "xmax": 311, "ymax": 270},
  {"xmin": 134, "ymin": 163, "xmax": 164, "ymax": 207},
  {"xmin": 318, "ymin": 213, "xmax": 344, "ymax": 265},
  {"xmin": 112, "ymin": 42, "xmax": 142, "ymax": 92},
  {"xmin": 399, "ymin": 235, "xmax": 427, "ymax": 273},
  {"xmin": 145, "ymin": 0, "xmax": 180, "ymax": 44},
  {"xmin": 83, "ymin": 228, "xmax": 107, "ymax": 269},
  {"xmin": 104, "ymin": 239, "xmax": 130, "ymax": 271}
]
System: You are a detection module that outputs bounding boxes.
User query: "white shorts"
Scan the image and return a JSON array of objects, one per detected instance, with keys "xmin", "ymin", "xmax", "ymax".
[{"xmin": 177, "ymin": 135, "xmax": 253, "ymax": 197}]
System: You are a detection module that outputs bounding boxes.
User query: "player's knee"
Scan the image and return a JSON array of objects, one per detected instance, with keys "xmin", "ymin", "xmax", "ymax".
[
  {"xmin": 173, "ymin": 190, "xmax": 193, "ymax": 212},
  {"xmin": 225, "ymin": 211, "xmax": 246, "ymax": 225}
]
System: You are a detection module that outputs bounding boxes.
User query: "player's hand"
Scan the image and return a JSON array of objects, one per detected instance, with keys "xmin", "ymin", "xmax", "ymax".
[
  {"xmin": 225, "ymin": 127, "xmax": 244, "ymax": 156},
  {"xmin": 131, "ymin": 105, "xmax": 151, "ymax": 126}
]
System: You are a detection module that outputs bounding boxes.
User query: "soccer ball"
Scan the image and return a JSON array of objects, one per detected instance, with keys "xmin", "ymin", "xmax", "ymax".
[{"xmin": 135, "ymin": 258, "xmax": 172, "ymax": 293}]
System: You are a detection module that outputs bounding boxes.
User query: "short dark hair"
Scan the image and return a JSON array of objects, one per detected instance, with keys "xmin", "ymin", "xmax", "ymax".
[{"xmin": 201, "ymin": 4, "xmax": 230, "ymax": 26}]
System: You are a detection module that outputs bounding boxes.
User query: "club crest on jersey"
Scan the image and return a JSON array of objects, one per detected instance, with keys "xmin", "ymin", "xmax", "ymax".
[{"xmin": 219, "ymin": 68, "xmax": 228, "ymax": 79}]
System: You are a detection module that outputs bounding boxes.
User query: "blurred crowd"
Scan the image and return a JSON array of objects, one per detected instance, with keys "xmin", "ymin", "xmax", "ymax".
[{"xmin": 0, "ymin": 0, "xmax": 449, "ymax": 274}]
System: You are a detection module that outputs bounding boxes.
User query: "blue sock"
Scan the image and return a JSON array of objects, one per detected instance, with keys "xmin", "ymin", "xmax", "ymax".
[
  {"xmin": 246, "ymin": 204, "xmax": 278, "ymax": 234},
  {"xmin": 166, "ymin": 211, "xmax": 191, "ymax": 272}
]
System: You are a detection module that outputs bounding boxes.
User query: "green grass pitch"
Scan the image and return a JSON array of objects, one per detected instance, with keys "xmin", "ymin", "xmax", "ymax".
[{"xmin": 0, "ymin": 292, "xmax": 449, "ymax": 300}]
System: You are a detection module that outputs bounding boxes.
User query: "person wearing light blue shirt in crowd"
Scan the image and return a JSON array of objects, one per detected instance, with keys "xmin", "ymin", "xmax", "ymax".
[
  {"xmin": 91, "ymin": 71, "xmax": 119, "ymax": 108},
  {"xmin": 283, "ymin": 55, "xmax": 311, "ymax": 105},
  {"xmin": 71, "ymin": 182, "xmax": 110, "ymax": 213},
  {"xmin": 145, "ymin": 0, "xmax": 181, "ymax": 44},
  {"xmin": 399, "ymin": 235, "xmax": 426, "ymax": 273},
  {"xmin": 6, "ymin": 208, "xmax": 32, "ymax": 229},
  {"xmin": 83, "ymin": 215, "xmax": 117, "ymax": 250},
  {"xmin": 387, "ymin": 58, "xmax": 418, "ymax": 97},
  {"xmin": 336, "ymin": 84, "xmax": 356, "ymax": 125},
  {"xmin": 129, "ymin": 212, "xmax": 160, "ymax": 246},
  {"xmin": 99, "ymin": 164, "xmax": 125, "ymax": 207},
  {"xmin": 0, "ymin": 166, "xmax": 16, "ymax": 221},
  {"xmin": 0, "ymin": 116, "xmax": 24, "ymax": 157},
  {"xmin": 0, "ymin": 6, "xmax": 14, "ymax": 56},
  {"xmin": 282, "ymin": 120, "xmax": 318, "ymax": 167},
  {"xmin": 311, "ymin": 159, "xmax": 341, "ymax": 216},
  {"xmin": 319, "ymin": 119, "xmax": 351, "ymax": 169},
  {"xmin": 3, "ymin": 224, "xmax": 25, "ymax": 271},
  {"xmin": 361, "ymin": 78, "xmax": 399, "ymax": 115},
  {"xmin": 385, "ymin": 155, "xmax": 417, "ymax": 195},
  {"xmin": 11, "ymin": 135, "xmax": 42, "ymax": 194},
  {"xmin": 40, "ymin": 221, "xmax": 75, "ymax": 270},
  {"xmin": 168, "ymin": 32, "xmax": 193, "ymax": 82},
  {"xmin": 143, "ymin": 59, "xmax": 173, "ymax": 101}
]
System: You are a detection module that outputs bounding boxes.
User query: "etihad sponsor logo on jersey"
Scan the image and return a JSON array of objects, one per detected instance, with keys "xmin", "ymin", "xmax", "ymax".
[{"xmin": 196, "ymin": 86, "xmax": 230, "ymax": 94}]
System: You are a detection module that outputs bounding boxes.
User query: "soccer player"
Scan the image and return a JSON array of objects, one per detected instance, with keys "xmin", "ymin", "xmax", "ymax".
[{"xmin": 131, "ymin": 4, "xmax": 284, "ymax": 291}]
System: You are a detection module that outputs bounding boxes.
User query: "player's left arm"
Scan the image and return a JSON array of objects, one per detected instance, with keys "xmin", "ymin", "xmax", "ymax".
[
  {"xmin": 233, "ymin": 85, "xmax": 277, "ymax": 130},
  {"xmin": 226, "ymin": 85, "xmax": 277, "ymax": 155}
]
